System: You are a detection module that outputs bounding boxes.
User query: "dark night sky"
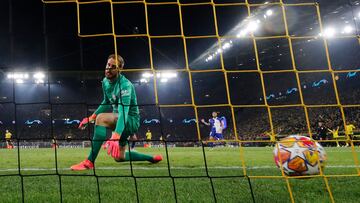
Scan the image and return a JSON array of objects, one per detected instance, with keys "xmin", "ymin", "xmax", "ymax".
[
  {"xmin": 0, "ymin": 0, "xmax": 359, "ymax": 106},
  {"xmin": 0, "ymin": 0, "xmax": 359, "ymax": 139},
  {"xmin": 0, "ymin": 0, "xmax": 358, "ymax": 71}
]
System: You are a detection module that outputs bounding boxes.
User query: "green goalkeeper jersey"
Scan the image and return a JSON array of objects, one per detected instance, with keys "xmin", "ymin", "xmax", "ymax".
[{"xmin": 94, "ymin": 74, "xmax": 140, "ymax": 135}]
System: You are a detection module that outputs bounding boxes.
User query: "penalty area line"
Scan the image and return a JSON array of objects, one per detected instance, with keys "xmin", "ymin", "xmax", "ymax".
[{"xmin": 0, "ymin": 165, "xmax": 357, "ymax": 172}]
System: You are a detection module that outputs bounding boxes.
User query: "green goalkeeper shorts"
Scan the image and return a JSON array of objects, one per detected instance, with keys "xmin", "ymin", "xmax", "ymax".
[{"xmin": 119, "ymin": 115, "xmax": 140, "ymax": 147}]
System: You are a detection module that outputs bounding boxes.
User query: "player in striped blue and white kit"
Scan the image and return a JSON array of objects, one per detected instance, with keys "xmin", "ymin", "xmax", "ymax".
[{"xmin": 201, "ymin": 112, "xmax": 226, "ymax": 146}]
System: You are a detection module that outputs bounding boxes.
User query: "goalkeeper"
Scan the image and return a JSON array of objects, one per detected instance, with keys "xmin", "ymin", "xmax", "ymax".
[{"xmin": 71, "ymin": 54, "xmax": 162, "ymax": 171}]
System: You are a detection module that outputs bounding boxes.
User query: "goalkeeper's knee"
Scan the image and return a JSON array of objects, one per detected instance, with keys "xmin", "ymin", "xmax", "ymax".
[{"xmin": 114, "ymin": 151, "xmax": 126, "ymax": 162}]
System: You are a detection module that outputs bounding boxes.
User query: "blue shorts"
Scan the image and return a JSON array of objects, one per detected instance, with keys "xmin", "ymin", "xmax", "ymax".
[{"xmin": 210, "ymin": 133, "xmax": 224, "ymax": 140}]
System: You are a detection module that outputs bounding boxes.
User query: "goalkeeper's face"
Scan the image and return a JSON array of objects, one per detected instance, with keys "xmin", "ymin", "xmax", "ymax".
[{"xmin": 105, "ymin": 58, "xmax": 120, "ymax": 80}]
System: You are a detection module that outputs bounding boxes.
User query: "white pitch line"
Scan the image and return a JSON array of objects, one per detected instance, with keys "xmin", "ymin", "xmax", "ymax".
[{"xmin": 0, "ymin": 165, "xmax": 358, "ymax": 172}]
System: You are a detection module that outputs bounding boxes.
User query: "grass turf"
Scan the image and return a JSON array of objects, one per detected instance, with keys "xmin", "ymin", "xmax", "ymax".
[{"xmin": 0, "ymin": 146, "xmax": 359, "ymax": 203}]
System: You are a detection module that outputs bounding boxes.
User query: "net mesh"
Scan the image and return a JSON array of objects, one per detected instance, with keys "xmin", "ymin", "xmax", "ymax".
[{"xmin": 0, "ymin": 0, "xmax": 359, "ymax": 202}]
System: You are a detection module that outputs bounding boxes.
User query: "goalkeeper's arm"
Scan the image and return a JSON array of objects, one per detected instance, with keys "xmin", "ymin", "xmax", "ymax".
[
  {"xmin": 104, "ymin": 85, "xmax": 132, "ymax": 159},
  {"xmin": 114, "ymin": 85, "xmax": 132, "ymax": 135}
]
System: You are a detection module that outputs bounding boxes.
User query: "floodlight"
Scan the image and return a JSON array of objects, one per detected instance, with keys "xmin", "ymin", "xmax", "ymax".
[
  {"xmin": 322, "ymin": 27, "xmax": 335, "ymax": 38},
  {"xmin": 142, "ymin": 72, "xmax": 153, "ymax": 78},
  {"xmin": 343, "ymin": 25, "xmax": 353, "ymax": 34},
  {"xmin": 35, "ymin": 79, "xmax": 44, "ymax": 84},
  {"xmin": 16, "ymin": 79, "xmax": 24, "ymax": 84},
  {"xmin": 236, "ymin": 30, "xmax": 247, "ymax": 38},
  {"xmin": 33, "ymin": 72, "xmax": 45, "ymax": 79},
  {"xmin": 162, "ymin": 72, "xmax": 177, "ymax": 78},
  {"xmin": 9, "ymin": 73, "xmax": 29, "ymax": 79},
  {"xmin": 222, "ymin": 42, "xmax": 231, "ymax": 49},
  {"xmin": 13, "ymin": 73, "xmax": 21, "ymax": 79},
  {"xmin": 266, "ymin": 9, "xmax": 273, "ymax": 16},
  {"xmin": 247, "ymin": 21, "xmax": 259, "ymax": 32},
  {"xmin": 140, "ymin": 78, "xmax": 148, "ymax": 83}
]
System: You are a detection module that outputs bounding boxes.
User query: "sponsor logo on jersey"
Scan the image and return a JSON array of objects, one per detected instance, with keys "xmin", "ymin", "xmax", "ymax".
[{"xmin": 121, "ymin": 89, "xmax": 130, "ymax": 96}]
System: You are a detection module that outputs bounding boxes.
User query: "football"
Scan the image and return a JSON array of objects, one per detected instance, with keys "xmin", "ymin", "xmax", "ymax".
[{"xmin": 273, "ymin": 135, "xmax": 327, "ymax": 176}]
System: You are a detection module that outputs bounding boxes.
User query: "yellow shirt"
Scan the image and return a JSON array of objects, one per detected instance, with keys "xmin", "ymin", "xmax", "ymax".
[
  {"xmin": 146, "ymin": 132, "xmax": 152, "ymax": 140},
  {"xmin": 345, "ymin": 124, "xmax": 356, "ymax": 135},
  {"xmin": 328, "ymin": 127, "xmax": 339, "ymax": 138},
  {"xmin": 5, "ymin": 132, "xmax": 12, "ymax": 139}
]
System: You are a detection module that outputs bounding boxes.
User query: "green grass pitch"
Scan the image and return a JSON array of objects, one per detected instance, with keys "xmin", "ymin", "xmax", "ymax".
[{"xmin": 0, "ymin": 146, "xmax": 359, "ymax": 203}]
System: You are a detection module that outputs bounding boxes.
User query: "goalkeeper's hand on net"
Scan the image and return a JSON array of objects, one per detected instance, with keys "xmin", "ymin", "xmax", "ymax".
[
  {"xmin": 78, "ymin": 114, "xmax": 96, "ymax": 130},
  {"xmin": 104, "ymin": 132, "xmax": 121, "ymax": 159}
]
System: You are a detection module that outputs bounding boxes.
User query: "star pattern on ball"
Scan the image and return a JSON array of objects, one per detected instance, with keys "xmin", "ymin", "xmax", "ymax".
[{"xmin": 288, "ymin": 142, "xmax": 309, "ymax": 160}]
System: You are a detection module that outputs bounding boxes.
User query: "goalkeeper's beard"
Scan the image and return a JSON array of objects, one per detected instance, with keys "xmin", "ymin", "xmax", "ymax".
[{"xmin": 105, "ymin": 72, "xmax": 119, "ymax": 81}]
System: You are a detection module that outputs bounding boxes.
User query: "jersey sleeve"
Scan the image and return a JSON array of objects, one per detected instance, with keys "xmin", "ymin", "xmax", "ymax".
[
  {"xmin": 94, "ymin": 82, "xmax": 111, "ymax": 115},
  {"xmin": 114, "ymin": 83, "xmax": 133, "ymax": 135},
  {"xmin": 220, "ymin": 116, "xmax": 227, "ymax": 129},
  {"xmin": 209, "ymin": 118, "xmax": 214, "ymax": 126}
]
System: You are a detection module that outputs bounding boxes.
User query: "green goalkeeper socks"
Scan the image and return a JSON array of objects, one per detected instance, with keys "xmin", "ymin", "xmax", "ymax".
[
  {"xmin": 88, "ymin": 125, "xmax": 107, "ymax": 163},
  {"xmin": 124, "ymin": 151, "xmax": 154, "ymax": 162},
  {"xmin": 87, "ymin": 125, "xmax": 153, "ymax": 163}
]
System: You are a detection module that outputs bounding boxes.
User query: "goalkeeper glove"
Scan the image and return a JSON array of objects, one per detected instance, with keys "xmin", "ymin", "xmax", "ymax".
[
  {"xmin": 104, "ymin": 132, "xmax": 121, "ymax": 159},
  {"xmin": 78, "ymin": 114, "xmax": 97, "ymax": 130}
]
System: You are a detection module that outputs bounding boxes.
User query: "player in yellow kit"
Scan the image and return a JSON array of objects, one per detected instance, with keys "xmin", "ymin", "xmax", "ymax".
[
  {"xmin": 345, "ymin": 123, "xmax": 356, "ymax": 147},
  {"xmin": 145, "ymin": 129, "xmax": 152, "ymax": 148},
  {"xmin": 328, "ymin": 126, "xmax": 341, "ymax": 147},
  {"xmin": 5, "ymin": 130, "xmax": 13, "ymax": 149}
]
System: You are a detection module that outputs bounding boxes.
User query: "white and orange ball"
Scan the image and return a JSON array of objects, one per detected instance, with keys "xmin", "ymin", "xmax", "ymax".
[{"xmin": 273, "ymin": 135, "xmax": 327, "ymax": 176}]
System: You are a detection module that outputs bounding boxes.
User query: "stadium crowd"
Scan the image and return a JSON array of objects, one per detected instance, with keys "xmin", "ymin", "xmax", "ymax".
[
  {"xmin": 1, "ymin": 102, "xmax": 358, "ymax": 147},
  {"xmin": 0, "ymin": 73, "xmax": 359, "ymax": 147}
]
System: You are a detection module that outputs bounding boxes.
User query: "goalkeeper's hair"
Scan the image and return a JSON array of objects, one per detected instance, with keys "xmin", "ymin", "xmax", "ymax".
[{"xmin": 108, "ymin": 54, "xmax": 124, "ymax": 69}]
